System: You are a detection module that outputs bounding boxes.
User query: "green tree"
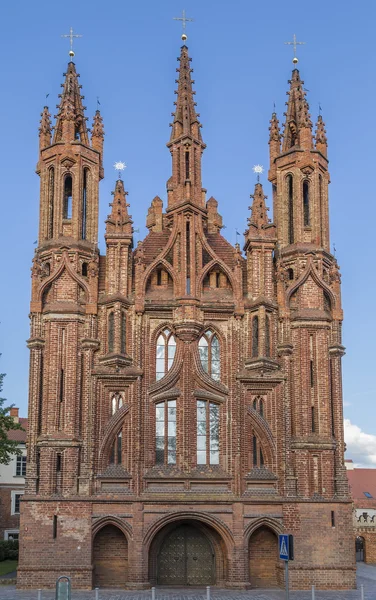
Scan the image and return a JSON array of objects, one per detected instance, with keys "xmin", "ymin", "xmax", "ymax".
[{"xmin": 0, "ymin": 360, "xmax": 24, "ymax": 464}]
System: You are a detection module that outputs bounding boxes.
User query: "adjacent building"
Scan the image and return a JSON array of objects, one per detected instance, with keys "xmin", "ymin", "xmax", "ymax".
[
  {"xmin": 0, "ymin": 409, "xmax": 27, "ymax": 541},
  {"xmin": 18, "ymin": 40, "xmax": 355, "ymax": 590},
  {"xmin": 346, "ymin": 460, "xmax": 376, "ymax": 564}
]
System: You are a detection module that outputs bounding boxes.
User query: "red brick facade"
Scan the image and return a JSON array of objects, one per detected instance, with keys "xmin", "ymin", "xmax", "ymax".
[{"xmin": 18, "ymin": 46, "xmax": 355, "ymax": 590}]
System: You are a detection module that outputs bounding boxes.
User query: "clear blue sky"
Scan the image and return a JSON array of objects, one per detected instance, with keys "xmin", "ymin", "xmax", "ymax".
[{"xmin": 0, "ymin": 1, "xmax": 375, "ymax": 464}]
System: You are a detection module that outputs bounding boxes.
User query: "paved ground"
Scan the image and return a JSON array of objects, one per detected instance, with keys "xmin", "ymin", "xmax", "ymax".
[{"xmin": 0, "ymin": 564, "xmax": 374, "ymax": 600}]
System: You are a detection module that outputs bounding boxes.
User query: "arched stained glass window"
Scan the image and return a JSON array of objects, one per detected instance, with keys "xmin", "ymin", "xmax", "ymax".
[
  {"xmin": 198, "ymin": 330, "xmax": 220, "ymax": 381},
  {"xmin": 156, "ymin": 329, "xmax": 176, "ymax": 381}
]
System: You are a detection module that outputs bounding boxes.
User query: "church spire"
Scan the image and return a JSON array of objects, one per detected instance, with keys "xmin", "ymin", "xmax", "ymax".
[
  {"xmin": 53, "ymin": 62, "xmax": 89, "ymax": 145},
  {"xmin": 169, "ymin": 45, "xmax": 203, "ymax": 144},
  {"xmin": 315, "ymin": 114, "xmax": 328, "ymax": 157},
  {"xmin": 166, "ymin": 45, "xmax": 206, "ymax": 209},
  {"xmin": 282, "ymin": 69, "xmax": 313, "ymax": 152}
]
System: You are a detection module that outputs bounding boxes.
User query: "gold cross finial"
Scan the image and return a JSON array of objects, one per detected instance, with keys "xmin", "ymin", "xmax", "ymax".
[
  {"xmin": 173, "ymin": 9, "xmax": 194, "ymax": 42},
  {"xmin": 284, "ymin": 33, "xmax": 306, "ymax": 65},
  {"xmin": 61, "ymin": 27, "xmax": 82, "ymax": 60}
]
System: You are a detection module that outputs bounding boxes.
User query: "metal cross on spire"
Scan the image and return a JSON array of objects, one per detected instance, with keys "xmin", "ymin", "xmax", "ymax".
[
  {"xmin": 284, "ymin": 33, "xmax": 306, "ymax": 65},
  {"xmin": 61, "ymin": 27, "xmax": 82, "ymax": 60},
  {"xmin": 173, "ymin": 9, "xmax": 194, "ymax": 42}
]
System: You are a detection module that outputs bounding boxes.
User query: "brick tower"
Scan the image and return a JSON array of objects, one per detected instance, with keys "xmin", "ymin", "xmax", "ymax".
[{"xmin": 18, "ymin": 45, "xmax": 355, "ymax": 590}]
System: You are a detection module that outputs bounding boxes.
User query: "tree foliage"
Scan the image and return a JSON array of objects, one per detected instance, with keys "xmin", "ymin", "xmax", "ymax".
[{"xmin": 0, "ymin": 359, "xmax": 24, "ymax": 465}]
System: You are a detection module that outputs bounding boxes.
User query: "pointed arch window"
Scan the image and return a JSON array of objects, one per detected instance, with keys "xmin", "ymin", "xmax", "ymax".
[
  {"xmin": 252, "ymin": 316, "xmax": 259, "ymax": 358},
  {"xmin": 111, "ymin": 392, "xmax": 123, "ymax": 415},
  {"xmin": 109, "ymin": 430, "xmax": 122, "ymax": 465},
  {"xmin": 197, "ymin": 400, "xmax": 219, "ymax": 465},
  {"xmin": 198, "ymin": 330, "xmax": 220, "ymax": 381},
  {"xmin": 156, "ymin": 329, "xmax": 176, "ymax": 381},
  {"xmin": 63, "ymin": 175, "xmax": 73, "ymax": 220},
  {"xmin": 303, "ymin": 180, "xmax": 310, "ymax": 227},
  {"xmin": 156, "ymin": 400, "xmax": 176, "ymax": 464},
  {"xmin": 252, "ymin": 396, "xmax": 264, "ymax": 418},
  {"xmin": 108, "ymin": 312, "xmax": 115, "ymax": 353}
]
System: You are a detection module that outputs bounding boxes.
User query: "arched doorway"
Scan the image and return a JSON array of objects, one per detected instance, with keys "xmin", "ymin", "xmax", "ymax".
[
  {"xmin": 93, "ymin": 525, "xmax": 128, "ymax": 588},
  {"xmin": 356, "ymin": 536, "xmax": 365, "ymax": 562},
  {"xmin": 249, "ymin": 526, "xmax": 278, "ymax": 588},
  {"xmin": 149, "ymin": 520, "xmax": 227, "ymax": 586}
]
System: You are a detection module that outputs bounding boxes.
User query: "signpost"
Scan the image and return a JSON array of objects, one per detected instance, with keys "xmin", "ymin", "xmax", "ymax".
[{"xmin": 279, "ymin": 534, "xmax": 294, "ymax": 600}]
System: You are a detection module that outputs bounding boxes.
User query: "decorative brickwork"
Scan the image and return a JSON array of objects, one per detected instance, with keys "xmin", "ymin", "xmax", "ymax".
[{"xmin": 18, "ymin": 45, "xmax": 355, "ymax": 591}]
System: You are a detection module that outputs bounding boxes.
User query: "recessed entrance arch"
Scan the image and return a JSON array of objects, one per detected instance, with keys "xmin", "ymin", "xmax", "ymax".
[
  {"xmin": 249, "ymin": 525, "xmax": 278, "ymax": 588},
  {"xmin": 149, "ymin": 519, "xmax": 227, "ymax": 586},
  {"xmin": 93, "ymin": 524, "xmax": 128, "ymax": 588}
]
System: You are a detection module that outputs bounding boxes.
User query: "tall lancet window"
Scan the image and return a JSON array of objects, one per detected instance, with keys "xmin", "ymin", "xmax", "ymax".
[
  {"xmin": 287, "ymin": 174, "xmax": 294, "ymax": 244},
  {"xmin": 156, "ymin": 329, "xmax": 176, "ymax": 381},
  {"xmin": 198, "ymin": 330, "xmax": 220, "ymax": 381},
  {"xmin": 252, "ymin": 316, "xmax": 259, "ymax": 357},
  {"xmin": 303, "ymin": 180, "xmax": 310, "ymax": 227},
  {"xmin": 63, "ymin": 175, "xmax": 73, "ymax": 220},
  {"xmin": 197, "ymin": 400, "xmax": 219, "ymax": 465}
]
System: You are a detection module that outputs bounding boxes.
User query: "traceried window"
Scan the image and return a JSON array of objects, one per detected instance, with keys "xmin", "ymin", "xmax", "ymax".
[
  {"xmin": 198, "ymin": 330, "xmax": 220, "ymax": 381},
  {"xmin": 197, "ymin": 400, "xmax": 219, "ymax": 465},
  {"xmin": 155, "ymin": 400, "xmax": 176, "ymax": 464},
  {"xmin": 156, "ymin": 329, "xmax": 176, "ymax": 381},
  {"xmin": 109, "ymin": 430, "xmax": 122, "ymax": 465},
  {"xmin": 111, "ymin": 392, "xmax": 124, "ymax": 415}
]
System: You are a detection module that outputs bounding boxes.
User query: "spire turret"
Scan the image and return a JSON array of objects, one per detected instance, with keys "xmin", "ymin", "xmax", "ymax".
[
  {"xmin": 105, "ymin": 179, "xmax": 133, "ymax": 237},
  {"xmin": 39, "ymin": 106, "xmax": 52, "ymax": 150},
  {"xmin": 166, "ymin": 45, "xmax": 206, "ymax": 208},
  {"xmin": 282, "ymin": 69, "xmax": 313, "ymax": 152},
  {"xmin": 53, "ymin": 62, "xmax": 89, "ymax": 145},
  {"xmin": 315, "ymin": 115, "xmax": 328, "ymax": 157},
  {"xmin": 244, "ymin": 183, "xmax": 275, "ymax": 250},
  {"xmin": 269, "ymin": 112, "xmax": 281, "ymax": 165}
]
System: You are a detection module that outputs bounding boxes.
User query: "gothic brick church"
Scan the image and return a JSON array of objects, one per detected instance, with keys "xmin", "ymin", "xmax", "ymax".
[{"xmin": 18, "ymin": 40, "xmax": 355, "ymax": 590}]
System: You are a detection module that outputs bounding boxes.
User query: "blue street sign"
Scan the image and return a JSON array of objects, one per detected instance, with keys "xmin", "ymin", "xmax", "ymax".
[{"xmin": 279, "ymin": 534, "xmax": 289, "ymax": 561}]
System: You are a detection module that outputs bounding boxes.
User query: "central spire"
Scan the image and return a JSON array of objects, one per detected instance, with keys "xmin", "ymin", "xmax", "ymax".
[
  {"xmin": 53, "ymin": 62, "xmax": 89, "ymax": 145},
  {"xmin": 282, "ymin": 69, "xmax": 312, "ymax": 152},
  {"xmin": 166, "ymin": 45, "xmax": 206, "ymax": 209}
]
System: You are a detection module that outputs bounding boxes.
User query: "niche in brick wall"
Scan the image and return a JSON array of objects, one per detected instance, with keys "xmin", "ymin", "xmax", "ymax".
[{"xmin": 146, "ymin": 267, "xmax": 174, "ymax": 299}]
